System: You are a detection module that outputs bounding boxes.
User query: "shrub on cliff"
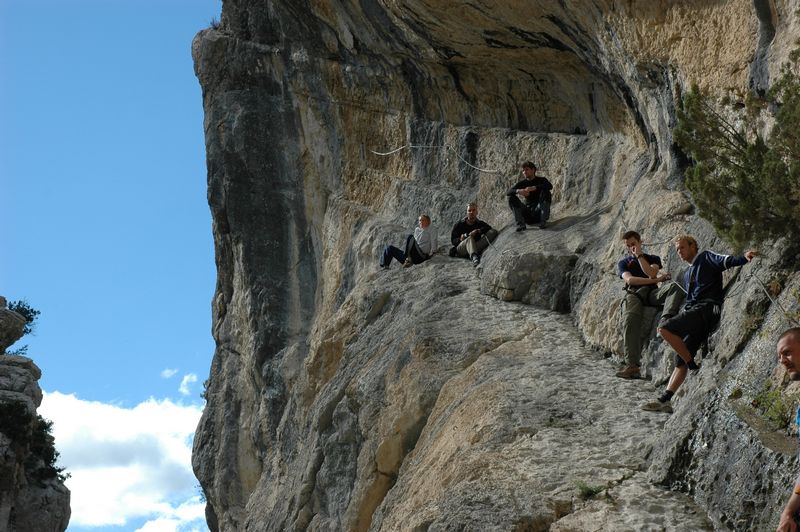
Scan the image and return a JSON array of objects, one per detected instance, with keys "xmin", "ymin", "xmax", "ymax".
[
  {"xmin": 673, "ymin": 56, "xmax": 800, "ymax": 253},
  {"xmin": 6, "ymin": 299, "xmax": 40, "ymax": 356},
  {"xmin": 0, "ymin": 402, "xmax": 68, "ymax": 483},
  {"xmin": 8, "ymin": 299, "xmax": 40, "ymax": 336}
]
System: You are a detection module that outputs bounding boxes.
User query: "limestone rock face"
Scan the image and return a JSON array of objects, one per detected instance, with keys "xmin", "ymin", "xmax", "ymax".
[
  {"xmin": 0, "ymin": 356, "xmax": 71, "ymax": 532},
  {"xmin": 0, "ymin": 298, "xmax": 70, "ymax": 532},
  {"xmin": 192, "ymin": 1, "xmax": 800, "ymax": 530}
]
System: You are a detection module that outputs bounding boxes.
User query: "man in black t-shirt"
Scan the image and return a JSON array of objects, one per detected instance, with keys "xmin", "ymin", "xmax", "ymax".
[
  {"xmin": 615, "ymin": 230, "xmax": 684, "ymax": 380},
  {"xmin": 507, "ymin": 161, "xmax": 553, "ymax": 231},
  {"xmin": 449, "ymin": 202, "xmax": 498, "ymax": 267}
]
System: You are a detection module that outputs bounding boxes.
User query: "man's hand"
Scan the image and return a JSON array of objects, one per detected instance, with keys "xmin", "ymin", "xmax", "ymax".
[
  {"xmin": 657, "ymin": 273, "xmax": 671, "ymax": 283},
  {"xmin": 777, "ymin": 511, "xmax": 797, "ymax": 532},
  {"xmin": 469, "ymin": 229, "xmax": 480, "ymax": 238},
  {"xmin": 745, "ymin": 250, "xmax": 759, "ymax": 261}
]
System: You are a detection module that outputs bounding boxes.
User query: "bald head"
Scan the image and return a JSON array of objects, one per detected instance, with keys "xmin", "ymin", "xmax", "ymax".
[{"xmin": 778, "ymin": 328, "xmax": 800, "ymax": 380}]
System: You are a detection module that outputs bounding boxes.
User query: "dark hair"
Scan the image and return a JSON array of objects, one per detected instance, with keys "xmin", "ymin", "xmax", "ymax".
[
  {"xmin": 622, "ymin": 231, "xmax": 641, "ymax": 241},
  {"xmin": 521, "ymin": 161, "xmax": 537, "ymax": 171},
  {"xmin": 779, "ymin": 328, "xmax": 800, "ymax": 343}
]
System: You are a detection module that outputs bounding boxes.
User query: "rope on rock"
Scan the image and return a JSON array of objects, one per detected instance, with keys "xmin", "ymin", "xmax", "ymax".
[
  {"xmin": 746, "ymin": 270, "xmax": 800, "ymax": 327},
  {"xmin": 370, "ymin": 144, "xmax": 504, "ymax": 174}
]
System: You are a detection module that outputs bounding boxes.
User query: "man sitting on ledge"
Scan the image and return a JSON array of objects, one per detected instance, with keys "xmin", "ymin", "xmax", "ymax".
[
  {"xmin": 449, "ymin": 202, "xmax": 497, "ymax": 267},
  {"xmin": 507, "ymin": 161, "xmax": 553, "ymax": 231}
]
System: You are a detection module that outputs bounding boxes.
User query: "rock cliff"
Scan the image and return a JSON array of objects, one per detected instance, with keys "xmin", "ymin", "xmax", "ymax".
[
  {"xmin": 0, "ymin": 299, "xmax": 70, "ymax": 532},
  {"xmin": 192, "ymin": 1, "xmax": 800, "ymax": 530}
]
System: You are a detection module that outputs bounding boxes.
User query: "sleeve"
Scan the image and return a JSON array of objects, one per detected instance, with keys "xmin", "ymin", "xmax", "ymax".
[
  {"xmin": 539, "ymin": 177, "xmax": 553, "ymax": 191},
  {"xmin": 480, "ymin": 220, "xmax": 493, "ymax": 234},
  {"xmin": 506, "ymin": 180, "xmax": 526, "ymax": 196},
  {"xmin": 649, "ymin": 254, "xmax": 663, "ymax": 269},
  {"xmin": 451, "ymin": 222, "xmax": 462, "ymax": 246},
  {"xmin": 617, "ymin": 258, "xmax": 629, "ymax": 279},
  {"xmin": 705, "ymin": 251, "xmax": 748, "ymax": 271}
]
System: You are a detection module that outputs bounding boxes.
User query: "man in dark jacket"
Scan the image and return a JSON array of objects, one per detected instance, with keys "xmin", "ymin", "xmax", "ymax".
[
  {"xmin": 450, "ymin": 202, "xmax": 498, "ymax": 267},
  {"xmin": 507, "ymin": 161, "xmax": 553, "ymax": 231},
  {"xmin": 642, "ymin": 235, "xmax": 757, "ymax": 413}
]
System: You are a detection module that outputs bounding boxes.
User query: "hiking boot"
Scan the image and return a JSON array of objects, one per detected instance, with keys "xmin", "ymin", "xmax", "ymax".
[
  {"xmin": 516, "ymin": 224, "xmax": 526, "ymax": 232},
  {"xmin": 687, "ymin": 358, "xmax": 701, "ymax": 372},
  {"xmin": 471, "ymin": 253, "xmax": 481, "ymax": 267},
  {"xmin": 539, "ymin": 220, "xmax": 547, "ymax": 229},
  {"xmin": 448, "ymin": 246, "xmax": 458, "ymax": 258},
  {"xmin": 641, "ymin": 400, "xmax": 673, "ymax": 413},
  {"xmin": 379, "ymin": 263, "xmax": 390, "ymax": 270},
  {"xmin": 615, "ymin": 366, "xmax": 642, "ymax": 379}
]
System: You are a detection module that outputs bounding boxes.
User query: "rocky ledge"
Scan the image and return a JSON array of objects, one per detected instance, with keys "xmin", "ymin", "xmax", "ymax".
[{"xmin": 191, "ymin": 1, "xmax": 800, "ymax": 530}]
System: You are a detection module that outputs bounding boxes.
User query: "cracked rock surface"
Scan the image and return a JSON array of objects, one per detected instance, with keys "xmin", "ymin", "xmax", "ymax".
[{"xmin": 191, "ymin": 1, "xmax": 800, "ymax": 530}]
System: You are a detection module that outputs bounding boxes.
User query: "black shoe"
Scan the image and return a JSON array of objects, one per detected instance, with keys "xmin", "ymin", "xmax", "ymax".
[
  {"xmin": 448, "ymin": 246, "xmax": 458, "ymax": 257},
  {"xmin": 687, "ymin": 359, "xmax": 700, "ymax": 372},
  {"xmin": 471, "ymin": 253, "xmax": 480, "ymax": 267},
  {"xmin": 516, "ymin": 224, "xmax": 526, "ymax": 232},
  {"xmin": 539, "ymin": 220, "xmax": 547, "ymax": 229}
]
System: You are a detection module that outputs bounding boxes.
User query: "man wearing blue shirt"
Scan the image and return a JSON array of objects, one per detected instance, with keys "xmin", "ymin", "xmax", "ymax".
[
  {"xmin": 616, "ymin": 231, "xmax": 684, "ymax": 379},
  {"xmin": 642, "ymin": 235, "xmax": 757, "ymax": 412}
]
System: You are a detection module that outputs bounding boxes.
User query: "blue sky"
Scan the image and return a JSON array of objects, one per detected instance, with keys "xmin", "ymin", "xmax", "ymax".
[{"xmin": 2, "ymin": 0, "xmax": 222, "ymax": 530}]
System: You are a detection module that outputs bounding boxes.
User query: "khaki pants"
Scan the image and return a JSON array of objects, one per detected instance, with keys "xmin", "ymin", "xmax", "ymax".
[
  {"xmin": 622, "ymin": 282, "xmax": 685, "ymax": 366},
  {"xmin": 456, "ymin": 229, "xmax": 498, "ymax": 258}
]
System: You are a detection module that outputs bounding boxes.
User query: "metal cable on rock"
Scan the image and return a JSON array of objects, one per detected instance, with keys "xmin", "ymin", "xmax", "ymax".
[{"xmin": 370, "ymin": 144, "xmax": 503, "ymax": 174}]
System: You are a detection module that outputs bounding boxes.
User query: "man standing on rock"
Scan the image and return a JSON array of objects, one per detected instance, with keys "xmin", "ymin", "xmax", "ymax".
[
  {"xmin": 615, "ymin": 231, "xmax": 684, "ymax": 380},
  {"xmin": 507, "ymin": 161, "xmax": 553, "ymax": 231},
  {"xmin": 642, "ymin": 235, "xmax": 757, "ymax": 413},
  {"xmin": 777, "ymin": 327, "xmax": 800, "ymax": 531},
  {"xmin": 450, "ymin": 202, "xmax": 498, "ymax": 267},
  {"xmin": 380, "ymin": 214, "xmax": 438, "ymax": 269}
]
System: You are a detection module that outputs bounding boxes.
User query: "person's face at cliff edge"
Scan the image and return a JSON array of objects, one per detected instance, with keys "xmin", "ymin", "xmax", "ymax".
[
  {"xmin": 466, "ymin": 205, "xmax": 477, "ymax": 224},
  {"xmin": 675, "ymin": 238, "xmax": 698, "ymax": 263},
  {"xmin": 778, "ymin": 333, "xmax": 800, "ymax": 380},
  {"xmin": 522, "ymin": 165, "xmax": 535, "ymax": 179}
]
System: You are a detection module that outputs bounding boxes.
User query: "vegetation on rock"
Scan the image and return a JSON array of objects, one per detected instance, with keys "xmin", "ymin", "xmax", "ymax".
[
  {"xmin": 6, "ymin": 299, "xmax": 40, "ymax": 356},
  {"xmin": 674, "ymin": 54, "xmax": 800, "ymax": 253},
  {"xmin": 0, "ymin": 401, "xmax": 69, "ymax": 483}
]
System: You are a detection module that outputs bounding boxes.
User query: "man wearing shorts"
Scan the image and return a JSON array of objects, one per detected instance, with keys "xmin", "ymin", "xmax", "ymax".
[{"xmin": 642, "ymin": 235, "xmax": 757, "ymax": 413}]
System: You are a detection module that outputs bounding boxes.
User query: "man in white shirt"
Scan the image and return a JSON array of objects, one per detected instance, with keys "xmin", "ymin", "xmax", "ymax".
[{"xmin": 380, "ymin": 214, "xmax": 438, "ymax": 269}]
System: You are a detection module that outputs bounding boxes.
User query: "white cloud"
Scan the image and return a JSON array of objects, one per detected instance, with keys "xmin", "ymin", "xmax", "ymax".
[
  {"xmin": 161, "ymin": 368, "xmax": 179, "ymax": 379},
  {"xmin": 179, "ymin": 374, "xmax": 198, "ymax": 396},
  {"xmin": 39, "ymin": 392, "xmax": 206, "ymax": 530}
]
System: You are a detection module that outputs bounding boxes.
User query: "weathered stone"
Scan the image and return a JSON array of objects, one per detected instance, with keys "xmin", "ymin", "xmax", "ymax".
[
  {"xmin": 191, "ymin": 1, "xmax": 800, "ymax": 531},
  {"xmin": 0, "ymin": 355, "xmax": 70, "ymax": 531},
  {"xmin": 0, "ymin": 309, "xmax": 25, "ymax": 355}
]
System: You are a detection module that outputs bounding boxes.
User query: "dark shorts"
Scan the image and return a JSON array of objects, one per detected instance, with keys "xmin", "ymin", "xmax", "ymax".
[{"xmin": 660, "ymin": 302, "xmax": 720, "ymax": 366}]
